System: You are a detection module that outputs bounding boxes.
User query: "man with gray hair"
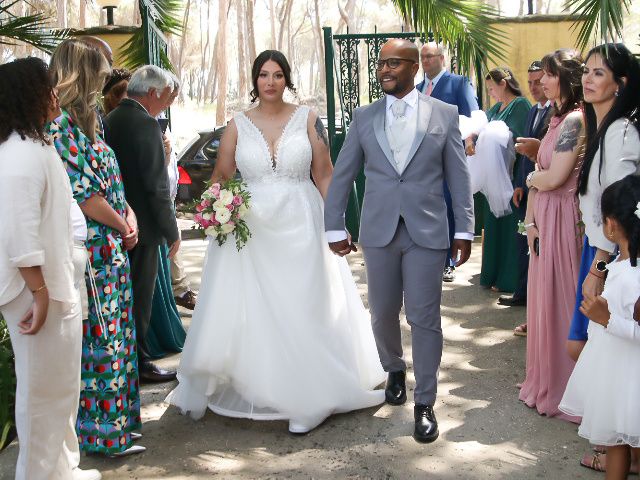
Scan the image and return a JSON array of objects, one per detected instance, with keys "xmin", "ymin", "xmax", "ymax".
[{"xmin": 104, "ymin": 65, "xmax": 180, "ymax": 383}]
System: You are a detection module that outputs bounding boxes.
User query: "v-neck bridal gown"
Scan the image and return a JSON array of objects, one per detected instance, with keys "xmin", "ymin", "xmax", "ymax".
[{"xmin": 167, "ymin": 106, "xmax": 385, "ymax": 430}]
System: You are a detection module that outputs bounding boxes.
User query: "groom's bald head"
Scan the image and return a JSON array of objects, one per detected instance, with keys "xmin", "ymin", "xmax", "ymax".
[{"xmin": 377, "ymin": 39, "xmax": 420, "ymax": 97}]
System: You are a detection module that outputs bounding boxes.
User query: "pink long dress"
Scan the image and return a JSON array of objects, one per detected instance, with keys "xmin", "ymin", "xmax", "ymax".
[{"xmin": 518, "ymin": 112, "xmax": 583, "ymax": 423}]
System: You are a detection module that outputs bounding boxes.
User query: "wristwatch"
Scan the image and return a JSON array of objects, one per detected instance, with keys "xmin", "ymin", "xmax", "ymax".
[{"xmin": 595, "ymin": 260, "xmax": 608, "ymax": 273}]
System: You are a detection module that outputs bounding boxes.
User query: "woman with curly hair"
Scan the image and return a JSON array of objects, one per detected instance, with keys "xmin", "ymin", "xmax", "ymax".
[
  {"xmin": 47, "ymin": 38, "xmax": 145, "ymax": 457},
  {"xmin": 0, "ymin": 57, "xmax": 101, "ymax": 480}
]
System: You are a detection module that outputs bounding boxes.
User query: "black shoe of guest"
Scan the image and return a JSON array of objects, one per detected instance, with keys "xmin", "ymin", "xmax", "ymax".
[
  {"xmin": 175, "ymin": 290, "xmax": 197, "ymax": 310},
  {"xmin": 139, "ymin": 360, "xmax": 177, "ymax": 383},
  {"xmin": 385, "ymin": 371, "xmax": 406, "ymax": 405},
  {"xmin": 413, "ymin": 404, "xmax": 439, "ymax": 443},
  {"xmin": 498, "ymin": 295, "xmax": 527, "ymax": 307}
]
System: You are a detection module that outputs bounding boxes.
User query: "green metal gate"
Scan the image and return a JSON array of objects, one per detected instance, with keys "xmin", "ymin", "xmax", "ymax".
[{"xmin": 322, "ymin": 27, "xmax": 428, "ymax": 240}]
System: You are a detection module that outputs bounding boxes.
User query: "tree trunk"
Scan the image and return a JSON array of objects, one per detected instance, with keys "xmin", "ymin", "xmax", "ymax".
[
  {"xmin": 312, "ymin": 0, "xmax": 325, "ymax": 96},
  {"xmin": 269, "ymin": 0, "xmax": 276, "ymax": 49},
  {"xmin": 236, "ymin": 0, "xmax": 248, "ymax": 101},
  {"xmin": 79, "ymin": 0, "xmax": 86, "ymax": 28},
  {"xmin": 216, "ymin": 0, "xmax": 228, "ymax": 124},
  {"xmin": 336, "ymin": 0, "xmax": 357, "ymax": 34},
  {"xmin": 56, "ymin": 0, "xmax": 67, "ymax": 28},
  {"xmin": 277, "ymin": 0, "xmax": 294, "ymax": 53},
  {"xmin": 245, "ymin": 0, "xmax": 257, "ymax": 80},
  {"xmin": 176, "ymin": 0, "xmax": 192, "ymax": 92}
]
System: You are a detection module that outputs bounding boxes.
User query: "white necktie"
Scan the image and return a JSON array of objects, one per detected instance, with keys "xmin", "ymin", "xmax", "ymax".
[{"xmin": 388, "ymin": 100, "xmax": 411, "ymax": 171}]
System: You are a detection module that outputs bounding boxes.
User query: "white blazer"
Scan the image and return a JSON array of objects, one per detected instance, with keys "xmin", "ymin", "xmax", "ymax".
[{"xmin": 0, "ymin": 132, "xmax": 76, "ymax": 307}]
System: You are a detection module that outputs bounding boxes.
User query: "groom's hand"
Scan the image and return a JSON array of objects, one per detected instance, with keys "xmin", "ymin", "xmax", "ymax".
[
  {"xmin": 329, "ymin": 239, "xmax": 357, "ymax": 256},
  {"xmin": 451, "ymin": 239, "xmax": 471, "ymax": 267}
]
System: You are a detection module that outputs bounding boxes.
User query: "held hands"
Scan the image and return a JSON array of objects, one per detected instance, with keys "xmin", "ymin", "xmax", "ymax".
[
  {"xmin": 450, "ymin": 239, "xmax": 471, "ymax": 267},
  {"xmin": 19, "ymin": 288, "xmax": 49, "ymax": 335},
  {"xmin": 328, "ymin": 233, "xmax": 357, "ymax": 257},
  {"xmin": 579, "ymin": 293, "xmax": 610, "ymax": 327},
  {"xmin": 582, "ymin": 269, "xmax": 605, "ymax": 297},
  {"xmin": 515, "ymin": 137, "xmax": 541, "ymax": 161}
]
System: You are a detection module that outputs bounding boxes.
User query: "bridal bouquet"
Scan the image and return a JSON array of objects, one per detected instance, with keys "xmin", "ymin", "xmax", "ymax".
[{"xmin": 193, "ymin": 179, "xmax": 251, "ymax": 250}]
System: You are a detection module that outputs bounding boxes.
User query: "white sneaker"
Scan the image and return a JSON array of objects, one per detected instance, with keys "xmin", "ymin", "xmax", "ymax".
[
  {"xmin": 108, "ymin": 444, "xmax": 146, "ymax": 458},
  {"xmin": 288, "ymin": 416, "xmax": 326, "ymax": 434},
  {"xmin": 71, "ymin": 468, "xmax": 102, "ymax": 480},
  {"xmin": 131, "ymin": 432, "xmax": 143, "ymax": 441}
]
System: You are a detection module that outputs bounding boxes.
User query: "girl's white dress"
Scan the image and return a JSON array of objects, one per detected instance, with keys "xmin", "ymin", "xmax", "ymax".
[
  {"xmin": 559, "ymin": 258, "xmax": 640, "ymax": 447},
  {"xmin": 166, "ymin": 106, "xmax": 385, "ymax": 429}
]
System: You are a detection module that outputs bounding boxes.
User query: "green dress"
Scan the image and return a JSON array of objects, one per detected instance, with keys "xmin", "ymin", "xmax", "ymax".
[
  {"xmin": 146, "ymin": 243, "xmax": 186, "ymax": 358},
  {"xmin": 479, "ymin": 96, "xmax": 531, "ymax": 292}
]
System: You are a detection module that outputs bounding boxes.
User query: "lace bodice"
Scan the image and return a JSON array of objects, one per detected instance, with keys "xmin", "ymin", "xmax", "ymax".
[{"xmin": 234, "ymin": 106, "xmax": 312, "ymax": 183}]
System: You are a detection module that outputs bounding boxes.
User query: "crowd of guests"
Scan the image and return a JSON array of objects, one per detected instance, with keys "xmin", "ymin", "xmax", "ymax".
[
  {"xmin": 0, "ymin": 36, "xmax": 194, "ymax": 479},
  {"xmin": 1, "ymin": 33, "xmax": 640, "ymax": 479}
]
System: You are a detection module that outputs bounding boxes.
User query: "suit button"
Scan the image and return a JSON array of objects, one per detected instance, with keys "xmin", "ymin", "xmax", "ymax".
[{"xmin": 399, "ymin": 179, "xmax": 404, "ymax": 183}]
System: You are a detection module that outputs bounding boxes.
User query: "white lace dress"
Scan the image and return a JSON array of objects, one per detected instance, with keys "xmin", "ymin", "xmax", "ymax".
[{"xmin": 167, "ymin": 106, "xmax": 385, "ymax": 428}]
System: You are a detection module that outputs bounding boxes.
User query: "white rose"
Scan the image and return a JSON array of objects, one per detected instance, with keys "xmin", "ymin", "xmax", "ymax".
[
  {"xmin": 220, "ymin": 223, "xmax": 235, "ymax": 234},
  {"xmin": 219, "ymin": 189, "xmax": 234, "ymax": 205},
  {"xmin": 205, "ymin": 226, "xmax": 218, "ymax": 237},
  {"xmin": 215, "ymin": 208, "xmax": 232, "ymax": 224},
  {"xmin": 237, "ymin": 203, "xmax": 249, "ymax": 218},
  {"xmin": 202, "ymin": 190, "xmax": 213, "ymax": 200},
  {"xmin": 213, "ymin": 199, "xmax": 227, "ymax": 210},
  {"xmin": 202, "ymin": 212, "xmax": 213, "ymax": 221}
]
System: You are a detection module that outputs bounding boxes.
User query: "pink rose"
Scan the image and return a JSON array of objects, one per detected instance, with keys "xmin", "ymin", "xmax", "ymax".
[
  {"xmin": 194, "ymin": 213, "xmax": 204, "ymax": 223},
  {"xmin": 226, "ymin": 204, "xmax": 234, "ymax": 211},
  {"xmin": 195, "ymin": 204, "xmax": 204, "ymax": 213},
  {"xmin": 232, "ymin": 195, "xmax": 243, "ymax": 206},
  {"xmin": 211, "ymin": 186, "xmax": 221, "ymax": 198}
]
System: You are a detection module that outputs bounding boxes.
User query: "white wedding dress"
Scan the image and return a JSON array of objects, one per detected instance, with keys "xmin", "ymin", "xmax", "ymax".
[{"xmin": 167, "ymin": 106, "xmax": 385, "ymax": 431}]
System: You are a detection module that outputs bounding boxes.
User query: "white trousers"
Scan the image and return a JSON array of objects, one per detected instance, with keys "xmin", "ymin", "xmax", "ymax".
[{"xmin": 1, "ymin": 245, "xmax": 85, "ymax": 480}]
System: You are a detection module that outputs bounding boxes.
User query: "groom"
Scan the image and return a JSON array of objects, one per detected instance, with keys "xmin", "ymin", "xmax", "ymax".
[{"xmin": 324, "ymin": 39, "xmax": 474, "ymax": 443}]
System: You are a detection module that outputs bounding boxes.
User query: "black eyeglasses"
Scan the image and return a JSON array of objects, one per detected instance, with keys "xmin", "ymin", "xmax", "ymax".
[{"xmin": 376, "ymin": 58, "xmax": 416, "ymax": 70}]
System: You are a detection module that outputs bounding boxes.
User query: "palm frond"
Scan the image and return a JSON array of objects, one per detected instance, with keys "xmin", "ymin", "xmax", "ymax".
[
  {"xmin": 564, "ymin": 0, "xmax": 632, "ymax": 50},
  {"xmin": 118, "ymin": 0, "xmax": 183, "ymax": 70},
  {"xmin": 0, "ymin": 0, "xmax": 68, "ymax": 53},
  {"xmin": 390, "ymin": 0, "xmax": 507, "ymax": 75}
]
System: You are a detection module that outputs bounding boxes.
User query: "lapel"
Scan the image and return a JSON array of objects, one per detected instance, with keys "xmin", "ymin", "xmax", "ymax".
[
  {"xmin": 430, "ymin": 71, "xmax": 448, "ymax": 99},
  {"xmin": 372, "ymin": 98, "xmax": 395, "ymax": 168},
  {"xmin": 526, "ymin": 106, "xmax": 537, "ymax": 135},
  {"xmin": 403, "ymin": 94, "xmax": 433, "ymax": 171}
]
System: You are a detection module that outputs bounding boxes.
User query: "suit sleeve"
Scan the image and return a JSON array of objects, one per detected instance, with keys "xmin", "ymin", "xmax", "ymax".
[
  {"xmin": 443, "ymin": 109, "xmax": 474, "ymax": 235},
  {"xmin": 324, "ymin": 111, "xmax": 365, "ymax": 232},
  {"xmin": 459, "ymin": 77, "xmax": 479, "ymax": 115},
  {"xmin": 135, "ymin": 118, "xmax": 179, "ymax": 244}
]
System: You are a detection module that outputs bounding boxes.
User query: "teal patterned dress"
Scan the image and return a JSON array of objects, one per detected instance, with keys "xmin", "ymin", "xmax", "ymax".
[{"xmin": 48, "ymin": 110, "xmax": 141, "ymax": 455}]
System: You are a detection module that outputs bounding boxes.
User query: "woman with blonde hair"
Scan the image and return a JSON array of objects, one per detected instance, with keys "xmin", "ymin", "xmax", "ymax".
[{"xmin": 47, "ymin": 38, "xmax": 144, "ymax": 457}]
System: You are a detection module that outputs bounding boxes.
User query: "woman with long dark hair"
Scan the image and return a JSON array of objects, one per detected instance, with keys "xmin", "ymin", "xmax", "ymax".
[
  {"xmin": 518, "ymin": 49, "xmax": 585, "ymax": 421},
  {"xmin": 567, "ymin": 43, "xmax": 640, "ymax": 362},
  {"xmin": 168, "ymin": 50, "xmax": 385, "ymax": 434}
]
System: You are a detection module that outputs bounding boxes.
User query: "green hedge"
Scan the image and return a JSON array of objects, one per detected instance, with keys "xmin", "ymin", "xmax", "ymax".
[{"xmin": 0, "ymin": 313, "xmax": 16, "ymax": 450}]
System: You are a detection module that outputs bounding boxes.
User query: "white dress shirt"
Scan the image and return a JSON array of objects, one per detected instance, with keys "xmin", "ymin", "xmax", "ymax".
[
  {"xmin": 326, "ymin": 89, "xmax": 474, "ymax": 243},
  {"xmin": 0, "ymin": 132, "xmax": 76, "ymax": 306}
]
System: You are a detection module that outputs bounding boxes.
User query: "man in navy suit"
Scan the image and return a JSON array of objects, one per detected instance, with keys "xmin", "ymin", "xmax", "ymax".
[
  {"xmin": 416, "ymin": 43, "xmax": 479, "ymax": 281},
  {"xmin": 498, "ymin": 61, "xmax": 551, "ymax": 317}
]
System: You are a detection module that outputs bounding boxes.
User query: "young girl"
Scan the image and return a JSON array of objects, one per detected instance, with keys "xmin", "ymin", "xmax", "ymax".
[{"xmin": 560, "ymin": 174, "xmax": 640, "ymax": 479}]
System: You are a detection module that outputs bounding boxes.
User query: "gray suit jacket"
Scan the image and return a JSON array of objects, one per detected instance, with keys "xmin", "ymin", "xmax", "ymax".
[{"xmin": 324, "ymin": 93, "xmax": 474, "ymax": 249}]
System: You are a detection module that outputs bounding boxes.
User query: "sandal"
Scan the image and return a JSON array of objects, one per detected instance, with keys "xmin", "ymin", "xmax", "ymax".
[
  {"xmin": 580, "ymin": 452, "xmax": 605, "ymax": 472},
  {"xmin": 513, "ymin": 324, "xmax": 527, "ymax": 337}
]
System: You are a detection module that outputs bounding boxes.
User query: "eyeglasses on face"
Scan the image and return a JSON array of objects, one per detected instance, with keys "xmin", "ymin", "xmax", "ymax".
[{"xmin": 376, "ymin": 58, "xmax": 416, "ymax": 70}]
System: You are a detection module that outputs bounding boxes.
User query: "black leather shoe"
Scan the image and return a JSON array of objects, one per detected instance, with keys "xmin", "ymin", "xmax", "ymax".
[
  {"xmin": 413, "ymin": 404, "xmax": 439, "ymax": 443},
  {"xmin": 139, "ymin": 361, "xmax": 177, "ymax": 383},
  {"xmin": 498, "ymin": 295, "xmax": 526, "ymax": 307},
  {"xmin": 385, "ymin": 371, "xmax": 406, "ymax": 405}
]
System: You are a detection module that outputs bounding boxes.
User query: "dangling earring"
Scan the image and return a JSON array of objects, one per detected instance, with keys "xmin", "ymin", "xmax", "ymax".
[
  {"xmin": 608, "ymin": 230, "xmax": 615, "ymax": 239},
  {"xmin": 614, "ymin": 90, "xmax": 620, "ymax": 97}
]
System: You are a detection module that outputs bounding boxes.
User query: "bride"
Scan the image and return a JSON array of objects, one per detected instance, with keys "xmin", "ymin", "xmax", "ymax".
[{"xmin": 167, "ymin": 50, "xmax": 385, "ymax": 433}]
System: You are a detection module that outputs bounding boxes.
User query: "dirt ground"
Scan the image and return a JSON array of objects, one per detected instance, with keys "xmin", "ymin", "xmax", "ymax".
[{"xmin": 0, "ymin": 238, "xmax": 600, "ymax": 480}]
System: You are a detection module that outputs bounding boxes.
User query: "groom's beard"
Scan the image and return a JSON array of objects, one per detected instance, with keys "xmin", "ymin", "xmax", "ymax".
[{"xmin": 378, "ymin": 75, "xmax": 406, "ymax": 96}]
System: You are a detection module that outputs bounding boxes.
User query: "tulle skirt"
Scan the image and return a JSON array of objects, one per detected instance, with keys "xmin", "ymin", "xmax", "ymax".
[
  {"xmin": 166, "ymin": 179, "xmax": 385, "ymax": 426},
  {"xmin": 560, "ymin": 322, "xmax": 640, "ymax": 446}
]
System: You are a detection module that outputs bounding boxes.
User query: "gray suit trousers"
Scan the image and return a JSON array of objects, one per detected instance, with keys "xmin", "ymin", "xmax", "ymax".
[{"xmin": 363, "ymin": 219, "xmax": 447, "ymax": 406}]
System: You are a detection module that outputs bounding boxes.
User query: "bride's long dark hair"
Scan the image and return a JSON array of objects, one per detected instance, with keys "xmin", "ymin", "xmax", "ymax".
[{"xmin": 249, "ymin": 50, "xmax": 297, "ymax": 103}]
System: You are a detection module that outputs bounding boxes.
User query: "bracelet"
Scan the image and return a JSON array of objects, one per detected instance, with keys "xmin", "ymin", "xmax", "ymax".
[
  {"xmin": 526, "ymin": 171, "xmax": 535, "ymax": 187},
  {"xmin": 31, "ymin": 284, "xmax": 47, "ymax": 294},
  {"xmin": 524, "ymin": 222, "xmax": 536, "ymax": 229},
  {"xmin": 588, "ymin": 268, "xmax": 605, "ymax": 279}
]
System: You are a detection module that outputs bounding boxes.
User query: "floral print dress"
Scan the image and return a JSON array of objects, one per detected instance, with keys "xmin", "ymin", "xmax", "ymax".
[{"xmin": 48, "ymin": 110, "xmax": 141, "ymax": 455}]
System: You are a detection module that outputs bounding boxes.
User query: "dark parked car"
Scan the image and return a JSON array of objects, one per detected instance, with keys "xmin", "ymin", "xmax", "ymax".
[{"xmin": 176, "ymin": 126, "xmax": 226, "ymax": 203}]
